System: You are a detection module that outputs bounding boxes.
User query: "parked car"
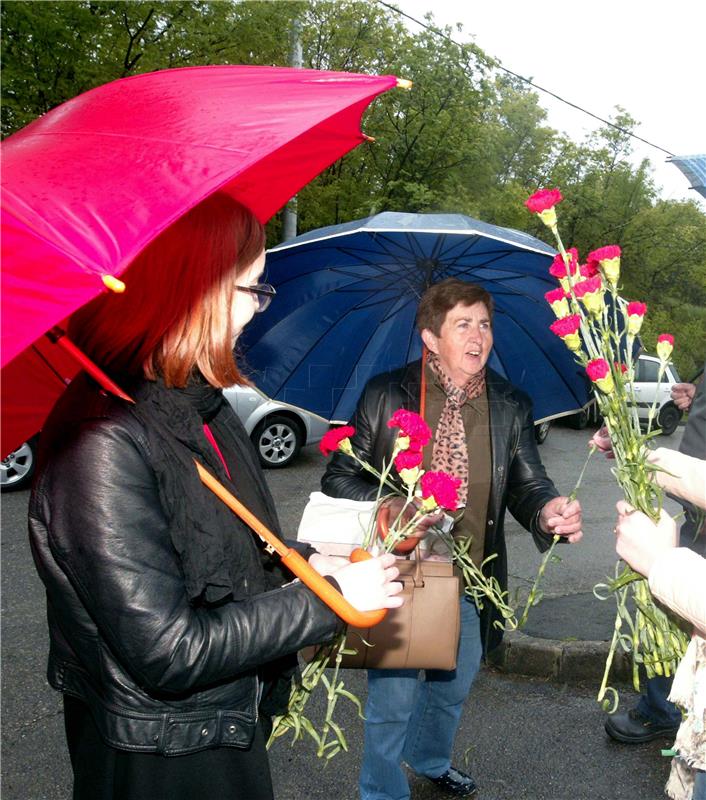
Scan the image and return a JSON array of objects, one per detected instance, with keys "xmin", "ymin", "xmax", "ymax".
[
  {"xmin": 563, "ymin": 353, "xmax": 683, "ymax": 435},
  {"xmin": 223, "ymin": 384, "xmax": 330, "ymax": 469},
  {"xmin": 628, "ymin": 353, "xmax": 683, "ymax": 435},
  {"xmin": 1, "ymin": 385, "xmax": 330, "ymax": 492},
  {"xmin": 534, "ymin": 419, "xmax": 552, "ymax": 444}
]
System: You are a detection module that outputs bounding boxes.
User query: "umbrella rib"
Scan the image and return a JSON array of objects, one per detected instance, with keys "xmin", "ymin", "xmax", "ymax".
[{"xmin": 30, "ymin": 343, "xmax": 73, "ymax": 387}]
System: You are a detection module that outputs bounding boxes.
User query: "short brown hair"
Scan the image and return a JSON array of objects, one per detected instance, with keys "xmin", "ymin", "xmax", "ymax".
[
  {"xmin": 69, "ymin": 194, "xmax": 265, "ymax": 388},
  {"xmin": 416, "ymin": 279, "xmax": 494, "ymax": 336}
]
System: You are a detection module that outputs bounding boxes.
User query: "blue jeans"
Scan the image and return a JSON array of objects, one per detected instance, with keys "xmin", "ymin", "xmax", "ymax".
[
  {"xmin": 695, "ymin": 770, "xmax": 706, "ymax": 800},
  {"xmin": 359, "ymin": 597, "xmax": 483, "ymax": 800},
  {"xmin": 636, "ymin": 675, "xmax": 681, "ymax": 726}
]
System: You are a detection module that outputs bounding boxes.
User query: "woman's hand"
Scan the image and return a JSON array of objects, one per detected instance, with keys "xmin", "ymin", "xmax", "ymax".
[
  {"xmin": 308, "ymin": 552, "xmax": 350, "ymax": 577},
  {"xmin": 331, "ymin": 553, "xmax": 404, "ymax": 612},
  {"xmin": 614, "ymin": 500, "xmax": 677, "ymax": 577},
  {"xmin": 590, "ymin": 426, "xmax": 615, "ymax": 459},
  {"xmin": 383, "ymin": 496, "xmax": 444, "ymax": 537}
]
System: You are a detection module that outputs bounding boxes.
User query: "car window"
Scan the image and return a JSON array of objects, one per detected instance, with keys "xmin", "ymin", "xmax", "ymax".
[
  {"xmin": 668, "ymin": 365, "xmax": 681, "ymax": 383},
  {"xmin": 637, "ymin": 359, "xmax": 661, "ymax": 383}
]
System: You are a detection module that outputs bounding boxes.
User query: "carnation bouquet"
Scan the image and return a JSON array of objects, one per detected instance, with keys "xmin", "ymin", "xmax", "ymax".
[
  {"xmin": 269, "ymin": 406, "xmax": 526, "ymax": 758},
  {"xmin": 525, "ymin": 188, "xmax": 690, "ymax": 710}
]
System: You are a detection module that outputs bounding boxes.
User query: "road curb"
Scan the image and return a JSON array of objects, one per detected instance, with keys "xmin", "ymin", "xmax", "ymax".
[{"xmin": 488, "ymin": 630, "xmax": 632, "ymax": 684}]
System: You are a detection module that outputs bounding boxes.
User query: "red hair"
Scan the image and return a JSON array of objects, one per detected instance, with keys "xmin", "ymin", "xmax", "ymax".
[{"xmin": 69, "ymin": 194, "xmax": 265, "ymax": 388}]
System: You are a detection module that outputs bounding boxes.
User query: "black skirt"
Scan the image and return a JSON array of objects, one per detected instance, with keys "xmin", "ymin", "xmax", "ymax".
[{"xmin": 64, "ymin": 696, "xmax": 274, "ymax": 800}]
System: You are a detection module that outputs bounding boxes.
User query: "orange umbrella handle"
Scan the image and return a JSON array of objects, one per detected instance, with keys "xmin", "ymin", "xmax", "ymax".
[{"xmin": 195, "ymin": 462, "xmax": 386, "ymax": 628}]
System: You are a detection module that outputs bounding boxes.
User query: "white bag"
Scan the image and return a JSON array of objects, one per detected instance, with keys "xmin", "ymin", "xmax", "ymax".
[{"xmin": 297, "ymin": 492, "xmax": 375, "ymax": 556}]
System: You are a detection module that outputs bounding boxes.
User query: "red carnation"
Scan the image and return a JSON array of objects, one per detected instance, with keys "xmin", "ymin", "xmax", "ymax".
[
  {"xmin": 627, "ymin": 301, "xmax": 647, "ymax": 317},
  {"xmin": 549, "ymin": 248, "xmax": 579, "ymax": 279},
  {"xmin": 549, "ymin": 314, "xmax": 581, "ymax": 337},
  {"xmin": 573, "ymin": 276, "xmax": 603, "ymax": 298},
  {"xmin": 658, "ymin": 334, "xmax": 674, "ymax": 346},
  {"xmin": 544, "ymin": 287, "xmax": 568, "ymax": 304},
  {"xmin": 614, "ymin": 362, "xmax": 628, "ymax": 374},
  {"xmin": 525, "ymin": 188, "xmax": 563, "ymax": 214},
  {"xmin": 387, "ymin": 408, "xmax": 432, "ymax": 447},
  {"xmin": 580, "ymin": 259, "xmax": 600, "ymax": 278},
  {"xmin": 320, "ymin": 425, "xmax": 355, "ymax": 456},
  {"xmin": 586, "ymin": 358, "xmax": 610, "ymax": 381},
  {"xmin": 420, "ymin": 471, "xmax": 461, "ymax": 511},
  {"xmin": 588, "ymin": 245, "xmax": 621, "ymax": 262},
  {"xmin": 394, "ymin": 449, "xmax": 423, "ymax": 472}
]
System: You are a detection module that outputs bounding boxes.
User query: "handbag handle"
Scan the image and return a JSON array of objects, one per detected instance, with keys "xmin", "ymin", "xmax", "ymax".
[
  {"xmin": 376, "ymin": 502, "xmax": 420, "ymax": 554},
  {"xmin": 196, "ymin": 462, "xmax": 387, "ymax": 628}
]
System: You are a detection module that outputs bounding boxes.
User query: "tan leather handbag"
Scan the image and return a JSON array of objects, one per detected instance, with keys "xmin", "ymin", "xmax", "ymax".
[{"xmin": 304, "ymin": 549, "xmax": 461, "ymax": 670}]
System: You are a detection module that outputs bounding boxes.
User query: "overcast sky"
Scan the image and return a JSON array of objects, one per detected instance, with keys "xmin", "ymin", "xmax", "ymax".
[{"xmin": 396, "ymin": 0, "xmax": 705, "ymax": 208}]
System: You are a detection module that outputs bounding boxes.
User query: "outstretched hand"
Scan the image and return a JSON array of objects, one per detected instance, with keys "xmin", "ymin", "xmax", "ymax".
[
  {"xmin": 539, "ymin": 496, "xmax": 583, "ymax": 543},
  {"xmin": 590, "ymin": 426, "xmax": 615, "ymax": 459}
]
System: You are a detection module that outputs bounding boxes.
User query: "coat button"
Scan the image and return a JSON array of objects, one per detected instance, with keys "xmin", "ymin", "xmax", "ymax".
[
  {"xmin": 228, "ymin": 724, "xmax": 237, "ymax": 734},
  {"xmin": 488, "ymin": 520, "xmax": 494, "ymax": 527},
  {"xmin": 201, "ymin": 727, "xmax": 209, "ymax": 736}
]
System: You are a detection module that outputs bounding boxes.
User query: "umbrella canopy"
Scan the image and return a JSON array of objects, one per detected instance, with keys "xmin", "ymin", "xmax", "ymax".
[
  {"xmin": 666, "ymin": 154, "xmax": 706, "ymax": 200},
  {"xmin": 1, "ymin": 65, "xmax": 399, "ymax": 456},
  {"xmin": 240, "ymin": 211, "xmax": 591, "ymax": 423}
]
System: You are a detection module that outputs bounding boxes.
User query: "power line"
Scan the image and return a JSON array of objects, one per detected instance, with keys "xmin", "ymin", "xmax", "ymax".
[{"xmin": 377, "ymin": 0, "xmax": 676, "ymax": 158}]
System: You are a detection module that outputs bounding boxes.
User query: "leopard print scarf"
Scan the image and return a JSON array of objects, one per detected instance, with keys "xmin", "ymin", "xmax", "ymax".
[{"xmin": 427, "ymin": 352, "xmax": 486, "ymax": 507}]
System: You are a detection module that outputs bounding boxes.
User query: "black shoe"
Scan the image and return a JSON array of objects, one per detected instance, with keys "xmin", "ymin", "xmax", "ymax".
[
  {"xmin": 426, "ymin": 766, "xmax": 478, "ymax": 797},
  {"xmin": 604, "ymin": 709, "xmax": 680, "ymax": 744}
]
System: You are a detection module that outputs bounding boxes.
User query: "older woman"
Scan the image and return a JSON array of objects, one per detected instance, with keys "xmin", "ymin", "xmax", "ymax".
[{"xmin": 28, "ymin": 194, "xmax": 402, "ymax": 800}]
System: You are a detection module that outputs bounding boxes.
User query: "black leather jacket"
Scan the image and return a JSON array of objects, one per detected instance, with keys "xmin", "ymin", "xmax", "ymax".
[
  {"xmin": 29, "ymin": 379, "xmax": 341, "ymax": 755},
  {"xmin": 322, "ymin": 360, "xmax": 558, "ymax": 653}
]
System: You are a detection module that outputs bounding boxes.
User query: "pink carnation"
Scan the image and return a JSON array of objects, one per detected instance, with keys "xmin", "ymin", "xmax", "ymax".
[
  {"xmin": 627, "ymin": 301, "xmax": 647, "ymax": 317},
  {"xmin": 580, "ymin": 260, "xmax": 599, "ymax": 278},
  {"xmin": 549, "ymin": 248, "xmax": 579, "ymax": 279},
  {"xmin": 319, "ymin": 425, "xmax": 355, "ymax": 456},
  {"xmin": 394, "ymin": 449, "xmax": 423, "ymax": 472},
  {"xmin": 586, "ymin": 358, "xmax": 610, "ymax": 381},
  {"xmin": 387, "ymin": 408, "xmax": 432, "ymax": 447},
  {"xmin": 420, "ymin": 471, "xmax": 461, "ymax": 511},
  {"xmin": 573, "ymin": 276, "xmax": 602, "ymax": 298},
  {"xmin": 525, "ymin": 188, "xmax": 563, "ymax": 214},
  {"xmin": 587, "ymin": 245, "xmax": 621, "ymax": 263},
  {"xmin": 544, "ymin": 287, "xmax": 568, "ymax": 304},
  {"xmin": 658, "ymin": 333, "xmax": 674, "ymax": 346},
  {"xmin": 549, "ymin": 314, "xmax": 581, "ymax": 337}
]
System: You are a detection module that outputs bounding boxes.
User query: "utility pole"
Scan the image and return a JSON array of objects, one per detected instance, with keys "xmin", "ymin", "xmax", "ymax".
[{"xmin": 282, "ymin": 15, "xmax": 302, "ymax": 243}]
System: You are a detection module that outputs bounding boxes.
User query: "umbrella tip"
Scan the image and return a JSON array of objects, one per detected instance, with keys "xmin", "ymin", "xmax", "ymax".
[
  {"xmin": 396, "ymin": 78, "xmax": 413, "ymax": 90},
  {"xmin": 362, "ymin": 133, "xmax": 376, "ymax": 143},
  {"xmin": 102, "ymin": 274, "xmax": 126, "ymax": 293}
]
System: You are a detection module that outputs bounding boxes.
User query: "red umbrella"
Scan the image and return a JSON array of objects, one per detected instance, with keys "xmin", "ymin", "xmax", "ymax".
[
  {"xmin": 1, "ymin": 64, "xmax": 402, "ymax": 454},
  {"xmin": 1, "ymin": 64, "xmax": 400, "ymax": 627}
]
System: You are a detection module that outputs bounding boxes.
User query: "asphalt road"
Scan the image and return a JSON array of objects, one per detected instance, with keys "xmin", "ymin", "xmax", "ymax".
[{"xmin": 1, "ymin": 421, "xmax": 682, "ymax": 799}]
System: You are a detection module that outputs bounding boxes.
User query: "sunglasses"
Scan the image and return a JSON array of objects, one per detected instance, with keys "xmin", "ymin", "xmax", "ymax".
[{"xmin": 235, "ymin": 282, "xmax": 276, "ymax": 312}]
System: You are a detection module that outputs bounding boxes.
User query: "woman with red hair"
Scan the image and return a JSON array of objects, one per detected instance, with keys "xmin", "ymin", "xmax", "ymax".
[{"xmin": 28, "ymin": 193, "xmax": 402, "ymax": 799}]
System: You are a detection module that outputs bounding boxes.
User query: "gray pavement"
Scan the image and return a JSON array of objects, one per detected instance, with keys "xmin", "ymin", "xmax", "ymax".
[{"xmin": 1, "ymin": 421, "xmax": 684, "ymax": 798}]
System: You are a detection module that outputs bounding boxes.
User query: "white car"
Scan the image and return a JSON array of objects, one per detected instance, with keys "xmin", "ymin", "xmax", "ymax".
[
  {"xmin": 1, "ymin": 385, "xmax": 330, "ymax": 492},
  {"xmin": 559, "ymin": 353, "xmax": 684, "ymax": 436},
  {"xmin": 628, "ymin": 353, "xmax": 683, "ymax": 436},
  {"xmin": 224, "ymin": 385, "xmax": 330, "ymax": 469}
]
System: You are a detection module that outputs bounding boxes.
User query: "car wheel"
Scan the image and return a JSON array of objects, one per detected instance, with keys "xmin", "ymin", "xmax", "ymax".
[
  {"xmin": 568, "ymin": 409, "xmax": 589, "ymax": 430},
  {"xmin": 534, "ymin": 420, "xmax": 551, "ymax": 444},
  {"xmin": 1, "ymin": 437, "xmax": 38, "ymax": 492},
  {"xmin": 252, "ymin": 415, "xmax": 303, "ymax": 469},
  {"xmin": 657, "ymin": 403, "xmax": 682, "ymax": 436}
]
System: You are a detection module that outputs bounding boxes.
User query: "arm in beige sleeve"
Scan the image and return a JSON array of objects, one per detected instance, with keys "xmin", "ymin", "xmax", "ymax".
[
  {"xmin": 648, "ymin": 548, "xmax": 706, "ymax": 635},
  {"xmin": 649, "ymin": 448, "xmax": 706, "ymax": 509}
]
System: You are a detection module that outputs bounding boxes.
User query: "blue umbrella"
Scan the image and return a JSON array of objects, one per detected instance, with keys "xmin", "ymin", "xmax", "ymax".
[{"xmin": 241, "ymin": 212, "xmax": 591, "ymax": 423}]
